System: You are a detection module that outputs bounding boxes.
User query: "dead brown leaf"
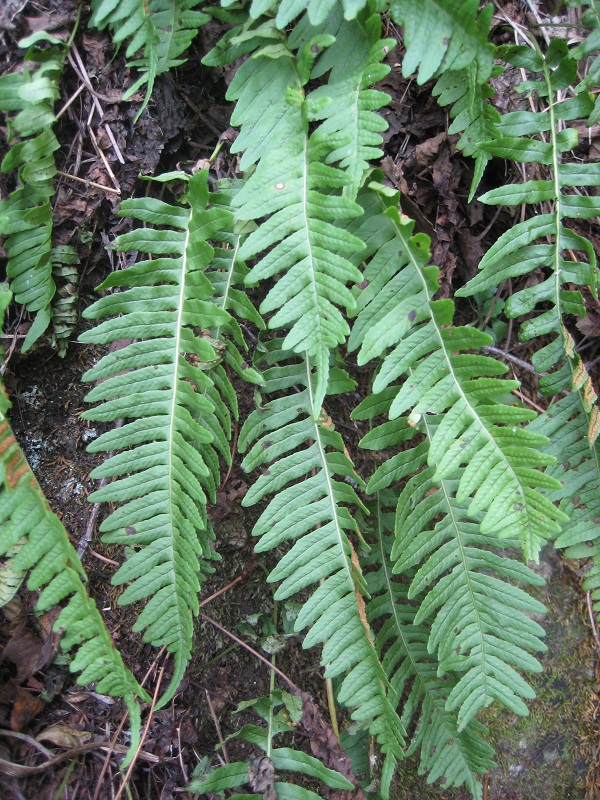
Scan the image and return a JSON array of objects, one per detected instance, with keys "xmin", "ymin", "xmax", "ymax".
[
  {"xmin": 37, "ymin": 724, "xmax": 91, "ymax": 749},
  {"xmin": 414, "ymin": 132, "xmax": 447, "ymax": 167},
  {"xmin": 10, "ymin": 685, "xmax": 45, "ymax": 731},
  {"xmin": 248, "ymin": 756, "xmax": 277, "ymax": 800}
]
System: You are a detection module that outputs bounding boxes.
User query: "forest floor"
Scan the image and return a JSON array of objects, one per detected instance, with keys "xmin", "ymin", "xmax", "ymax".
[{"xmin": 2, "ymin": 1, "xmax": 600, "ymax": 799}]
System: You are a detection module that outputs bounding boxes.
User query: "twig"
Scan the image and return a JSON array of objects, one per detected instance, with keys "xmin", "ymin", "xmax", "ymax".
[
  {"xmin": 198, "ymin": 565, "xmax": 256, "ymax": 609},
  {"xmin": 68, "ymin": 46, "xmax": 125, "ymax": 164},
  {"xmin": 200, "ymin": 612, "xmax": 300, "ymax": 692},
  {"xmin": 482, "ymin": 345, "xmax": 540, "ymax": 375},
  {"xmin": 114, "ymin": 656, "xmax": 167, "ymax": 800},
  {"xmin": 57, "ymin": 170, "xmax": 121, "ymax": 196},
  {"xmin": 86, "ymin": 124, "xmax": 121, "ymax": 192},
  {"xmin": 587, "ymin": 591, "xmax": 600, "ymax": 654},
  {"xmin": 204, "ymin": 690, "xmax": 229, "ymax": 763},
  {"xmin": 512, "ymin": 388, "xmax": 546, "ymax": 414},
  {"xmin": 78, "ymin": 477, "xmax": 108, "ymax": 557},
  {"xmin": 56, "ymin": 83, "xmax": 86, "ymax": 120},
  {"xmin": 93, "ymin": 647, "xmax": 166, "ymax": 800},
  {"xmin": 219, "ymin": 419, "xmax": 239, "ymax": 491}
]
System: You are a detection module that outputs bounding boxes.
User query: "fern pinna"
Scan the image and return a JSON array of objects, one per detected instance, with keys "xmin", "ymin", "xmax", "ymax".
[
  {"xmin": 0, "ymin": 32, "xmax": 66, "ymax": 352},
  {"xmin": 80, "ymin": 170, "xmax": 259, "ymax": 706},
  {"xmin": 0, "ymin": 290, "xmax": 147, "ymax": 762}
]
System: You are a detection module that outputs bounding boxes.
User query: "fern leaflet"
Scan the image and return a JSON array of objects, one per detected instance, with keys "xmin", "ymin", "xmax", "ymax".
[
  {"xmin": 187, "ymin": 689, "xmax": 355, "ymax": 798},
  {"xmin": 348, "ymin": 179, "xmax": 567, "ymax": 560},
  {"xmin": 354, "ymin": 387, "xmax": 547, "ymax": 732},
  {"xmin": 389, "ymin": 0, "xmax": 493, "ymax": 83}
]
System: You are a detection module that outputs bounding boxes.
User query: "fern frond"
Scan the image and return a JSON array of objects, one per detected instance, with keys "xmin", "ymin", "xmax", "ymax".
[
  {"xmin": 294, "ymin": 9, "xmax": 395, "ymax": 198},
  {"xmin": 365, "ymin": 491, "xmax": 496, "ymax": 798},
  {"xmin": 456, "ymin": 40, "xmax": 599, "ymax": 418},
  {"xmin": 239, "ymin": 342, "xmax": 406, "ymax": 767},
  {"xmin": 90, "ymin": 0, "xmax": 208, "ymax": 115},
  {"xmin": 355, "ymin": 397, "xmax": 547, "ymax": 732},
  {"xmin": 0, "ymin": 290, "xmax": 147, "ymax": 761},
  {"xmin": 0, "ymin": 32, "xmax": 66, "ymax": 351},
  {"xmin": 242, "ymin": 0, "xmax": 371, "ymax": 29},
  {"xmin": 229, "ymin": 33, "xmax": 369, "ymax": 414},
  {"xmin": 389, "ymin": 0, "xmax": 493, "ymax": 83},
  {"xmin": 187, "ymin": 689, "xmax": 355, "ymax": 798},
  {"xmin": 349, "ymin": 179, "xmax": 567, "ymax": 560},
  {"xmin": 79, "ymin": 171, "xmax": 251, "ymax": 706},
  {"xmin": 572, "ymin": 0, "xmax": 600, "ymax": 124}
]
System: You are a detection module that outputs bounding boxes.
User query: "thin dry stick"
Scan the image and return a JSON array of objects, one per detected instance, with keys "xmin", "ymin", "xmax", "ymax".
[
  {"xmin": 87, "ymin": 123, "xmax": 121, "ymax": 192},
  {"xmin": 482, "ymin": 345, "xmax": 539, "ymax": 376},
  {"xmin": 93, "ymin": 646, "xmax": 167, "ymax": 800},
  {"xmin": 204, "ymin": 689, "xmax": 230, "ymax": 763},
  {"xmin": 56, "ymin": 83, "xmax": 86, "ymax": 120},
  {"xmin": 587, "ymin": 591, "xmax": 600, "ymax": 654},
  {"xmin": 176, "ymin": 724, "xmax": 188, "ymax": 785},
  {"xmin": 200, "ymin": 612, "xmax": 300, "ymax": 692},
  {"xmin": 68, "ymin": 46, "xmax": 125, "ymax": 164},
  {"xmin": 113, "ymin": 658, "xmax": 167, "ymax": 800},
  {"xmin": 199, "ymin": 575, "xmax": 246, "ymax": 608},
  {"xmin": 78, "ymin": 477, "xmax": 109, "ymax": 557},
  {"xmin": 512, "ymin": 388, "xmax": 546, "ymax": 414},
  {"xmin": 57, "ymin": 169, "xmax": 121, "ymax": 196},
  {"xmin": 219, "ymin": 419, "xmax": 239, "ymax": 491}
]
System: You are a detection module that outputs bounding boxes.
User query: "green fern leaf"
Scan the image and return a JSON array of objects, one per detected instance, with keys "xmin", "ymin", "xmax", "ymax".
[
  {"xmin": 90, "ymin": 0, "xmax": 208, "ymax": 115},
  {"xmin": 570, "ymin": 0, "xmax": 600, "ymax": 123},
  {"xmin": 356, "ymin": 398, "xmax": 547, "ymax": 731},
  {"xmin": 50, "ymin": 245, "xmax": 80, "ymax": 358},
  {"xmin": 296, "ymin": 10, "xmax": 395, "ymax": 198},
  {"xmin": 433, "ymin": 62, "xmax": 500, "ymax": 199},
  {"xmin": 240, "ymin": 342, "xmax": 406, "ymax": 765},
  {"xmin": 79, "ymin": 171, "xmax": 251, "ymax": 706},
  {"xmin": 241, "ymin": 0, "xmax": 371, "ymax": 28},
  {"xmin": 456, "ymin": 41, "xmax": 599, "ymax": 424},
  {"xmin": 365, "ymin": 492, "xmax": 496, "ymax": 798},
  {"xmin": 0, "ymin": 291, "xmax": 147, "ymax": 762},
  {"xmin": 0, "ymin": 32, "xmax": 66, "ymax": 351},
  {"xmin": 230, "ymin": 34, "xmax": 368, "ymax": 414},
  {"xmin": 349, "ymin": 179, "xmax": 567, "ymax": 559},
  {"xmin": 389, "ymin": 0, "xmax": 493, "ymax": 83}
]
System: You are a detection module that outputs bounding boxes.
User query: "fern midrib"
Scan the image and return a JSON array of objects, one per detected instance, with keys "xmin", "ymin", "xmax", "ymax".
[
  {"xmin": 165, "ymin": 206, "xmax": 192, "ymax": 648},
  {"xmin": 302, "ymin": 132, "xmax": 326, "ymax": 372},
  {"xmin": 387, "ymin": 205, "xmax": 536, "ymax": 548},
  {"xmin": 545, "ymin": 52, "xmax": 565, "ymax": 348},
  {"xmin": 304, "ymin": 356, "xmax": 354, "ymax": 590}
]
